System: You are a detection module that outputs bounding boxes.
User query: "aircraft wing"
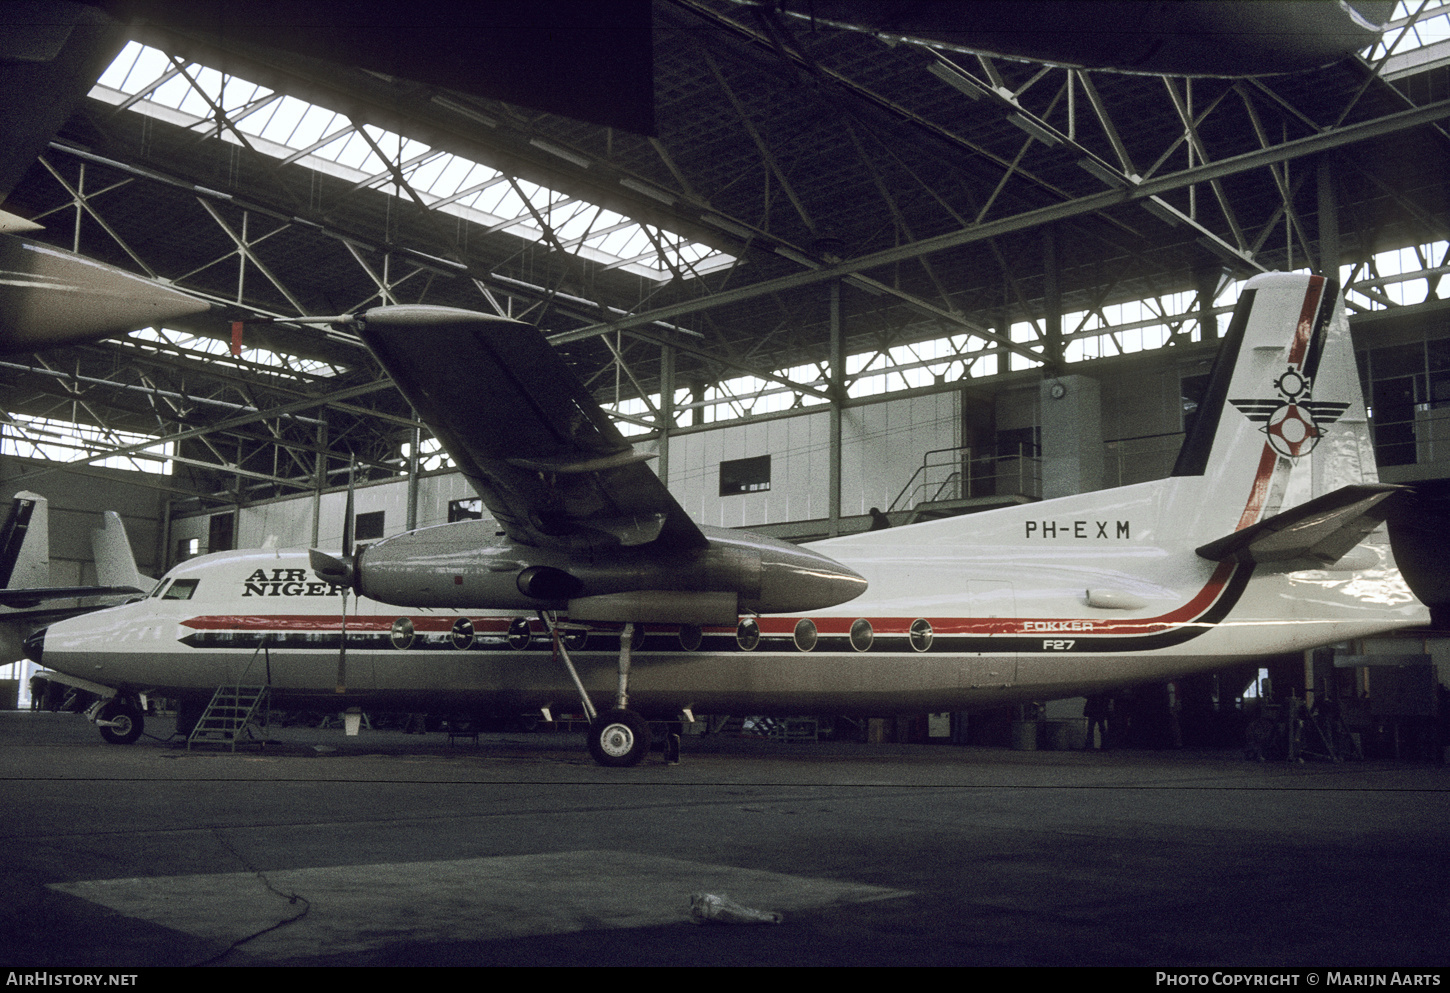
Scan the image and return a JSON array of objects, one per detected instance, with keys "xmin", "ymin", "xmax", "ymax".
[
  {"xmin": 1195, "ymin": 483, "xmax": 1403, "ymax": 565},
  {"xmin": 0, "ymin": 585, "xmax": 145, "ymax": 609},
  {"xmin": 356, "ymin": 305, "xmax": 710, "ymax": 554},
  {"xmin": 0, "ymin": 585, "xmax": 144, "ymax": 608}
]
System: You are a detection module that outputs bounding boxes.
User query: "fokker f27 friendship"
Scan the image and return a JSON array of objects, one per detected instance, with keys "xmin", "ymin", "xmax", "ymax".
[{"xmin": 25, "ymin": 272, "xmax": 1429, "ymax": 764}]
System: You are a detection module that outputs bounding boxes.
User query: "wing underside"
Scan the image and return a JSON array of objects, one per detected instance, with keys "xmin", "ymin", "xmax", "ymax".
[{"xmin": 357, "ymin": 305, "xmax": 708, "ymax": 554}]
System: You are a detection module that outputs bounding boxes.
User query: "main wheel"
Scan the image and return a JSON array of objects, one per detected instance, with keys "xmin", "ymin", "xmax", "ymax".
[
  {"xmin": 588, "ymin": 709, "xmax": 651, "ymax": 767},
  {"xmin": 98, "ymin": 700, "xmax": 144, "ymax": 745}
]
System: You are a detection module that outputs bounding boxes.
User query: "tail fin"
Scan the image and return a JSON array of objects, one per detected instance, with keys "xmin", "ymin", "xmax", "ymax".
[
  {"xmin": 0, "ymin": 491, "xmax": 49, "ymax": 590},
  {"xmin": 91, "ymin": 511, "xmax": 150, "ymax": 592},
  {"xmin": 1171, "ymin": 272, "xmax": 1377, "ymax": 542}
]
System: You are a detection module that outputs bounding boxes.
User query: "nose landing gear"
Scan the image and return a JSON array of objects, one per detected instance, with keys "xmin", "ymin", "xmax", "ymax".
[{"xmin": 92, "ymin": 697, "xmax": 145, "ymax": 744}]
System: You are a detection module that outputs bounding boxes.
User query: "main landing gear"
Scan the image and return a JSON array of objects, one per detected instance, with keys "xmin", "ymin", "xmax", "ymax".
[
  {"xmin": 587, "ymin": 620, "xmax": 652, "ymax": 767},
  {"xmin": 542, "ymin": 613, "xmax": 654, "ymax": 768},
  {"xmin": 588, "ymin": 708, "xmax": 651, "ymax": 767}
]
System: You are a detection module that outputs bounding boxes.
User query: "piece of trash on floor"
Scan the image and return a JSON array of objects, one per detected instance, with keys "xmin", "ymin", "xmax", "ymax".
[{"xmin": 689, "ymin": 892, "xmax": 783, "ymax": 924}]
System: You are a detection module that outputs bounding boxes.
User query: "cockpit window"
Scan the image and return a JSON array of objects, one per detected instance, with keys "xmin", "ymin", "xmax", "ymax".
[
  {"xmin": 161, "ymin": 578, "xmax": 199, "ymax": 600},
  {"xmin": 148, "ymin": 578, "xmax": 168, "ymax": 598}
]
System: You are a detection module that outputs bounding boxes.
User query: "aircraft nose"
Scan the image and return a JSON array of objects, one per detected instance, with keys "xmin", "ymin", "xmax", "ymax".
[{"xmin": 22, "ymin": 626, "xmax": 44, "ymax": 665}]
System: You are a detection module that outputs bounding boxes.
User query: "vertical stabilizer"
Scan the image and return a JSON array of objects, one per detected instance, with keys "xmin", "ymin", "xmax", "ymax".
[
  {"xmin": 91, "ymin": 511, "xmax": 149, "ymax": 592},
  {"xmin": 0, "ymin": 491, "xmax": 49, "ymax": 590},
  {"xmin": 1171, "ymin": 273, "xmax": 1373, "ymax": 534}
]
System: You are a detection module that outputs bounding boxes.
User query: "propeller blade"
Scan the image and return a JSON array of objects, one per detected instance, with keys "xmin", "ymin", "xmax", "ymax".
[
  {"xmin": 309, "ymin": 548, "xmax": 354, "ymax": 587},
  {"xmin": 336, "ymin": 590, "xmax": 348, "ymax": 694},
  {"xmin": 337, "ymin": 460, "xmax": 355, "ymax": 695},
  {"xmin": 343, "ymin": 461, "xmax": 355, "ymax": 560}
]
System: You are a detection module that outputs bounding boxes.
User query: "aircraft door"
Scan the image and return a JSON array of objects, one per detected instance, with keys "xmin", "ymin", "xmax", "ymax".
[{"xmin": 967, "ymin": 580, "xmax": 1016, "ymax": 688}]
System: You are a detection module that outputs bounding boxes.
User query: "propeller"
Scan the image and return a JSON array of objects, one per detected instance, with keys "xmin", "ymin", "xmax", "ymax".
[{"xmin": 334, "ymin": 463, "xmax": 355, "ymax": 694}]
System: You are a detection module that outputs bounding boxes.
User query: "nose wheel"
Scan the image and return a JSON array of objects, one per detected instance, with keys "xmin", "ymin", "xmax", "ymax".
[
  {"xmin": 96, "ymin": 699, "xmax": 144, "ymax": 745},
  {"xmin": 588, "ymin": 708, "xmax": 651, "ymax": 767}
]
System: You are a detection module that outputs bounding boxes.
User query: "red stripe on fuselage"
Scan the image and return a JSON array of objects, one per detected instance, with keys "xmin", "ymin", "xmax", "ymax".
[{"xmin": 753, "ymin": 559, "xmax": 1239, "ymax": 639}]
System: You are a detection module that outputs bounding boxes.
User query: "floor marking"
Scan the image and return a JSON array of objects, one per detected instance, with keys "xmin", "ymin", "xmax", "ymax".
[{"xmin": 49, "ymin": 850, "xmax": 911, "ymax": 959}]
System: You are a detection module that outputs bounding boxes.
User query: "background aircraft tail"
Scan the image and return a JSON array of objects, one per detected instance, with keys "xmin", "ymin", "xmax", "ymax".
[
  {"xmin": 0, "ymin": 491, "xmax": 49, "ymax": 591},
  {"xmin": 91, "ymin": 511, "xmax": 150, "ymax": 593},
  {"xmin": 1168, "ymin": 272, "xmax": 1382, "ymax": 550}
]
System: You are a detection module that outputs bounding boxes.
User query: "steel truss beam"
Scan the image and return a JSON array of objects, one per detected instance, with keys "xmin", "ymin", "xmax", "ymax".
[{"xmin": 563, "ymin": 96, "xmax": 1450, "ymax": 341}]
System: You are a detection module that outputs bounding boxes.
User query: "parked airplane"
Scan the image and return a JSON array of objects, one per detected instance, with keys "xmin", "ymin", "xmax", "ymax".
[
  {"xmin": 1, "ymin": 494, "xmax": 150, "ymax": 704},
  {"xmin": 25, "ymin": 272, "xmax": 1429, "ymax": 762},
  {"xmin": 0, "ymin": 495, "xmax": 150, "ymax": 610}
]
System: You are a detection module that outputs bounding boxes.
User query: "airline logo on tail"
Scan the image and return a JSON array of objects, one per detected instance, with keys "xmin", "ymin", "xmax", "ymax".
[
  {"xmin": 1228, "ymin": 275, "xmax": 1350, "ymax": 461},
  {"xmin": 1230, "ymin": 369, "xmax": 1350, "ymax": 460}
]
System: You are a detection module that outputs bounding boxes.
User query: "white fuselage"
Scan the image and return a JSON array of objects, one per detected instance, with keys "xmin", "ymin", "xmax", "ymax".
[{"xmin": 36, "ymin": 472, "xmax": 1424, "ymax": 718}]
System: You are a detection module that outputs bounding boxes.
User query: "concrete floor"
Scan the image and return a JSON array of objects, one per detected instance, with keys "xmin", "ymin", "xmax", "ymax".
[{"xmin": 1, "ymin": 710, "xmax": 1447, "ymax": 968}]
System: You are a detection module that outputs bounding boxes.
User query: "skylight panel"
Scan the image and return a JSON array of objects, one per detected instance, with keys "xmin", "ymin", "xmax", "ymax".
[
  {"xmin": 241, "ymin": 95, "xmax": 312, "ymax": 146},
  {"xmin": 127, "ymin": 327, "xmax": 342, "ymax": 380},
  {"xmin": 97, "ymin": 40, "xmax": 169, "ymax": 92},
  {"xmin": 91, "ymin": 41, "xmax": 735, "ymax": 282},
  {"xmin": 2, "ymin": 412, "xmax": 174, "ymax": 475}
]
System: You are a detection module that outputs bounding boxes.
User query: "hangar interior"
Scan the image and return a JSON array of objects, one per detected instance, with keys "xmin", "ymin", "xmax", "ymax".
[{"xmin": 4, "ymin": 0, "xmax": 1450, "ymax": 755}]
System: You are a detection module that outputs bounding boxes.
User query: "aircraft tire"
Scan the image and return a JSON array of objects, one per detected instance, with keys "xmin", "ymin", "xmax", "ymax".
[
  {"xmin": 98, "ymin": 701, "xmax": 144, "ymax": 745},
  {"xmin": 588, "ymin": 709, "xmax": 651, "ymax": 767}
]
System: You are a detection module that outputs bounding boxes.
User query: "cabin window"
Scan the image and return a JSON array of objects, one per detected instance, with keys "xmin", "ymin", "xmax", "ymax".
[
  {"xmin": 390, "ymin": 617, "xmax": 415, "ymax": 650},
  {"xmin": 849, "ymin": 618, "xmax": 873, "ymax": 652},
  {"xmin": 736, "ymin": 618, "xmax": 760, "ymax": 651},
  {"xmin": 719, "ymin": 455, "xmax": 771, "ymax": 496},
  {"xmin": 448, "ymin": 498, "xmax": 484, "ymax": 522},
  {"xmin": 793, "ymin": 618, "xmax": 817, "ymax": 652},
  {"xmin": 450, "ymin": 617, "xmax": 475, "ymax": 650},
  {"xmin": 508, "ymin": 617, "xmax": 532, "ymax": 650},
  {"xmin": 910, "ymin": 618, "xmax": 934, "ymax": 652},
  {"xmin": 162, "ymin": 578, "xmax": 200, "ymax": 601}
]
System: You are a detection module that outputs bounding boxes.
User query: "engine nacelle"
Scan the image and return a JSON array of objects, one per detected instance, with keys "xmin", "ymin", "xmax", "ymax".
[{"xmin": 345, "ymin": 519, "xmax": 866, "ymax": 621}]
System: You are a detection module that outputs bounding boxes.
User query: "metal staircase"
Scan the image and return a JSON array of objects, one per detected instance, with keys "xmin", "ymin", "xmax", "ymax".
[{"xmin": 187, "ymin": 684, "xmax": 270, "ymax": 751}]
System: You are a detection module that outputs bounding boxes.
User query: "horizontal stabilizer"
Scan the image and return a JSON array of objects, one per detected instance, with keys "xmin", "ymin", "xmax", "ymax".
[{"xmin": 1195, "ymin": 483, "xmax": 1402, "ymax": 565}]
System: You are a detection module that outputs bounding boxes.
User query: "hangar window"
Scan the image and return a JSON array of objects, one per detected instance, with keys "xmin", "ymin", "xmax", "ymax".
[
  {"xmin": 720, "ymin": 455, "xmax": 771, "ymax": 496},
  {"xmin": 448, "ymin": 498, "xmax": 484, "ymax": 522},
  {"xmin": 1, "ymin": 412, "xmax": 174, "ymax": 475},
  {"xmin": 354, "ymin": 511, "xmax": 385, "ymax": 542},
  {"xmin": 209, "ymin": 513, "xmax": 234, "ymax": 554}
]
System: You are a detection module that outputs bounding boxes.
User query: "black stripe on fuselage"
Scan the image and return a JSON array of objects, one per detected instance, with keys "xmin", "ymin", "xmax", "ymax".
[{"xmin": 176, "ymin": 564, "xmax": 1254, "ymax": 657}]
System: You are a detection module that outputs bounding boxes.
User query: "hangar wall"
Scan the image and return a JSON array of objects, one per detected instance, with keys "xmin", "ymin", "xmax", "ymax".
[
  {"xmin": 13, "ymin": 345, "xmax": 1219, "ymax": 572},
  {"xmin": 163, "ymin": 355, "xmax": 1213, "ymax": 559},
  {"xmin": 170, "ymin": 389, "xmax": 967, "ymax": 555}
]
